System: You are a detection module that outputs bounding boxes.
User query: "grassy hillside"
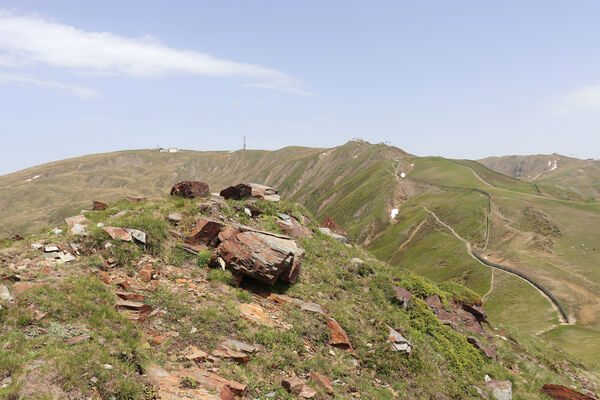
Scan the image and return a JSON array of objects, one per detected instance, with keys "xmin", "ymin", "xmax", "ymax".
[
  {"xmin": 0, "ymin": 193, "xmax": 597, "ymax": 399},
  {"xmin": 2, "ymin": 141, "xmax": 600, "ymax": 374},
  {"xmin": 480, "ymin": 154, "xmax": 600, "ymax": 200},
  {"xmin": 0, "ymin": 142, "xmax": 412, "ymax": 237}
]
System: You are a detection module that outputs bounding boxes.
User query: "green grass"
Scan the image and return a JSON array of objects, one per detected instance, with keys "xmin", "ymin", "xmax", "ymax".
[
  {"xmin": 0, "ymin": 275, "xmax": 149, "ymax": 399},
  {"xmin": 485, "ymin": 269, "xmax": 560, "ymax": 334}
]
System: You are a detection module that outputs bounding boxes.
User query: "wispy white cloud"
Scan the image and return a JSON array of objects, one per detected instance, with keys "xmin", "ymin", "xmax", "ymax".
[
  {"xmin": 552, "ymin": 85, "xmax": 600, "ymax": 115},
  {"xmin": 0, "ymin": 72, "xmax": 99, "ymax": 98},
  {"xmin": 0, "ymin": 9, "xmax": 309, "ymax": 95}
]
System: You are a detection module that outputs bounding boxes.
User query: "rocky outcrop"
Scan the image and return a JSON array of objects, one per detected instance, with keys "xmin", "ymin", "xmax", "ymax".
[
  {"xmin": 145, "ymin": 364, "xmax": 246, "ymax": 399},
  {"xmin": 220, "ymin": 184, "xmax": 252, "ymax": 200},
  {"xmin": 170, "ymin": 181, "xmax": 210, "ymax": 198},
  {"xmin": 213, "ymin": 339, "xmax": 258, "ymax": 364},
  {"xmin": 541, "ymin": 384, "xmax": 597, "ymax": 400},
  {"xmin": 212, "ymin": 226, "xmax": 303, "ymax": 286},
  {"xmin": 219, "ymin": 183, "xmax": 279, "ymax": 201},
  {"xmin": 425, "ymin": 295, "xmax": 485, "ymax": 335},
  {"xmin": 185, "ymin": 217, "xmax": 225, "ymax": 248},
  {"xmin": 276, "ymin": 214, "xmax": 313, "ymax": 238}
]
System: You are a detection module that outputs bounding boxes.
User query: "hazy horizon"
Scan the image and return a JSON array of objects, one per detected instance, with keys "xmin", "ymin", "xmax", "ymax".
[{"xmin": 2, "ymin": 1, "xmax": 600, "ymax": 175}]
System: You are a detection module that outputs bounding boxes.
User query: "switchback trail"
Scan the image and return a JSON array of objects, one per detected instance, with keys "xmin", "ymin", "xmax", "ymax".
[{"xmin": 418, "ymin": 187, "xmax": 570, "ymax": 325}]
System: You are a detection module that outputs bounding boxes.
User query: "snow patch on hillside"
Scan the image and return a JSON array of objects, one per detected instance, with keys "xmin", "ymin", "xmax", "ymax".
[{"xmin": 24, "ymin": 175, "xmax": 40, "ymax": 182}]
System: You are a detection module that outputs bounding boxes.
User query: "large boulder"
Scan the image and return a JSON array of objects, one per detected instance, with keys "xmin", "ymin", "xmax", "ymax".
[
  {"xmin": 219, "ymin": 184, "xmax": 252, "ymax": 200},
  {"xmin": 219, "ymin": 183, "xmax": 279, "ymax": 201},
  {"xmin": 212, "ymin": 226, "xmax": 303, "ymax": 286},
  {"xmin": 541, "ymin": 384, "xmax": 596, "ymax": 400},
  {"xmin": 171, "ymin": 181, "xmax": 210, "ymax": 198}
]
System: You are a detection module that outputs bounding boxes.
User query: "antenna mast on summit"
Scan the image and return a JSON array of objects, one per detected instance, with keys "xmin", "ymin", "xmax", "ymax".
[{"xmin": 243, "ymin": 135, "xmax": 246, "ymax": 150}]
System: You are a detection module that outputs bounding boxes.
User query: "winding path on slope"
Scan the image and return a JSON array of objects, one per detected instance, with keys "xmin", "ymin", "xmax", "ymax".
[
  {"xmin": 410, "ymin": 168, "xmax": 571, "ymax": 326},
  {"xmin": 422, "ymin": 205, "xmax": 568, "ymax": 326}
]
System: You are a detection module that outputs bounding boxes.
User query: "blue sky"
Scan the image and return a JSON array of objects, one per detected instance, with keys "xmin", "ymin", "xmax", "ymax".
[{"xmin": 1, "ymin": 1, "xmax": 600, "ymax": 174}]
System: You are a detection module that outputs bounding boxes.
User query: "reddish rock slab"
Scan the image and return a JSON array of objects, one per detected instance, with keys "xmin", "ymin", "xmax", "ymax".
[
  {"xmin": 213, "ymin": 345, "xmax": 249, "ymax": 364},
  {"xmin": 326, "ymin": 317, "xmax": 353, "ymax": 350},
  {"xmin": 92, "ymin": 200, "xmax": 108, "ymax": 211},
  {"xmin": 65, "ymin": 215, "xmax": 88, "ymax": 226},
  {"xmin": 276, "ymin": 216, "xmax": 313, "ymax": 239},
  {"xmin": 321, "ymin": 216, "xmax": 348, "ymax": 237},
  {"xmin": 213, "ymin": 228, "xmax": 304, "ymax": 286},
  {"xmin": 220, "ymin": 183, "xmax": 252, "ymax": 200},
  {"xmin": 170, "ymin": 181, "xmax": 210, "ymax": 198},
  {"xmin": 102, "ymin": 226, "xmax": 132, "ymax": 241},
  {"xmin": 282, "ymin": 376, "xmax": 305, "ymax": 394},
  {"xmin": 115, "ymin": 300, "xmax": 153, "ymax": 321},
  {"xmin": 239, "ymin": 303, "xmax": 275, "ymax": 326},
  {"xmin": 125, "ymin": 196, "xmax": 144, "ymax": 203},
  {"xmin": 220, "ymin": 386, "xmax": 235, "ymax": 400},
  {"xmin": 146, "ymin": 364, "xmax": 245, "ymax": 399},
  {"xmin": 184, "ymin": 345, "xmax": 208, "ymax": 363},
  {"xmin": 115, "ymin": 290, "xmax": 145, "ymax": 302},
  {"xmin": 541, "ymin": 384, "xmax": 597, "ymax": 400},
  {"xmin": 310, "ymin": 372, "xmax": 334, "ymax": 394},
  {"xmin": 185, "ymin": 217, "xmax": 225, "ymax": 248},
  {"xmin": 137, "ymin": 267, "xmax": 153, "ymax": 282},
  {"xmin": 268, "ymin": 293, "xmax": 295, "ymax": 304},
  {"xmin": 97, "ymin": 271, "xmax": 112, "ymax": 284}
]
